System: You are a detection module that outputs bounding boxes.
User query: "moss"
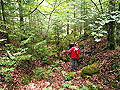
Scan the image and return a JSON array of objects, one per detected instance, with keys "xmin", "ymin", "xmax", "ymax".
[{"xmin": 81, "ymin": 63, "xmax": 99, "ymax": 78}]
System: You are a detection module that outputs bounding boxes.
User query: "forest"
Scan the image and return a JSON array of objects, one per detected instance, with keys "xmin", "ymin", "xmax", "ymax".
[{"xmin": 0, "ymin": 0, "xmax": 120, "ymax": 90}]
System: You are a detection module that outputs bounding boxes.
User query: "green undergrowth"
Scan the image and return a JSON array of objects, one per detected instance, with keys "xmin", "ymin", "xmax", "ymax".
[
  {"xmin": 32, "ymin": 67, "xmax": 48, "ymax": 81},
  {"xmin": 61, "ymin": 71, "xmax": 75, "ymax": 81},
  {"xmin": 88, "ymin": 56, "xmax": 95, "ymax": 65},
  {"xmin": 86, "ymin": 81, "xmax": 103, "ymax": 90}
]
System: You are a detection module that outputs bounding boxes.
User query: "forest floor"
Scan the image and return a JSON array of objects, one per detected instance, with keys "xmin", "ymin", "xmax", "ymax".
[{"xmin": 0, "ymin": 38, "xmax": 120, "ymax": 90}]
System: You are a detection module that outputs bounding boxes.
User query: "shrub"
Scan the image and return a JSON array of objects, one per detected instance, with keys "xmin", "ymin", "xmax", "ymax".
[
  {"xmin": 32, "ymin": 67, "xmax": 48, "ymax": 81},
  {"xmin": 61, "ymin": 71, "xmax": 75, "ymax": 81}
]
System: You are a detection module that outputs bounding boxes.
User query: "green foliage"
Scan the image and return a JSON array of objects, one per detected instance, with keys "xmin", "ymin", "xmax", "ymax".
[
  {"xmin": 62, "ymin": 81, "xmax": 79, "ymax": 89},
  {"xmin": 20, "ymin": 74, "xmax": 31, "ymax": 85},
  {"xmin": 1, "ymin": 88, "xmax": 5, "ymax": 90},
  {"xmin": 79, "ymin": 43, "xmax": 84, "ymax": 50},
  {"xmin": 17, "ymin": 55, "xmax": 32, "ymax": 61},
  {"xmin": 32, "ymin": 67, "xmax": 48, "ymax": 81},
  {"xmin": 89, "ymin": 56, "xmax": 95, "ymax": 65},
  {"xmin": 53, "ymin": 60, "xmax": 65, "ymax": 67},
  {"xmin": 61, "ymin": 71, "xmax": 75, "ymax": 81},
  {"xmin": 0, "ymin": 47, "xmax": 32, "ymax": 83},
  {"xmin": 85, "ymin": 51, "xmax": 92, "ymax": 54},
  {"xmin": 81, "ymin": 63, "xmax": 99, "ymax": 78},
  {"xmin": 49, "ymin": 73, "xmax": 55, "ymax": 77},
  {"xmin": 79, "ymin": 85, "xmax": 88, "ymax": 90},
  {"xmin": 86, "ymin": 81, "xmax": 103, "ymax": 90},
  {"xmin": 20, "ymin": 35, "xmax": 52, "ymax": 65},
  {"xmin": 33, "ymin": 40, "xmax": 52, "ymax": 65}
]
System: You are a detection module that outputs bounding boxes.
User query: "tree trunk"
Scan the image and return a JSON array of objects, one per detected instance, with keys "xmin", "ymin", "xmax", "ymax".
[
  {"xmin": 18, "ymin": 0, "xmax": 24, "ymax": 32},
  {"xmin": 73, "ymin": 0, "xmax": 76, "ymax": 36},
  {"xmin": 107, "ymin": 0, "xmax": 117, "ymax": 50},
  {"xmin": 1, "ymin": 0, "xmax": 5, "ymax": 23},
  {"xmin": 67, "ymin": 22, "xmax": 69, "ymax": 34},
  {"xmin": 116, "ymin": 2, "xmax": 120, "ymax": 45},
  {"xmin": 1, "ymin": 0, "xmax": 9, "ymax": 43}
]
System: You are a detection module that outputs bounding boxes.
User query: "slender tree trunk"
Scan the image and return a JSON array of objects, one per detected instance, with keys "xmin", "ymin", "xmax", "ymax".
[
  {"xmin": 99, "ymin": 0, "xmax": 103, "ymax": 13},
  {"xmin": 18, "ymin": 0, "xmax": 24, "ymax": 32},
  {"xmin": 67, "ymin": 11, "xmax": 69, "ymax": 34},
  {"xmin": 0, "ymin": 11, "xmax": 2, "ymax": 20},
  {"xmin": 1, "ymin": 0, "xmax": 5, "ymax": 23},
  {"xmin": 67, "ymin": 23, "xmax": 69, "ymax": 34},
  {"xmin": 116, "ymin": 2, "xmax": 120, "ymax": 45},
  {"xmin": 107, "ymin": 0, "xmax": 117, "ymax": 49},
  {"xmin": 29, "ymin": 7, "xmax": 31, "ymax": 28},
  {"xmin": 1, "ymin": 0, "xmax": 9, "ymax": 43},
  {"xmin": 73, "ymin": 0, "xmax": 76, "ymax": 36}
]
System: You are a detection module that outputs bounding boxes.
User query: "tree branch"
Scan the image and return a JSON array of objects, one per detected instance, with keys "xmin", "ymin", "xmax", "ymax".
[
  {"xmin": 90, "ymin": 0, "xmax": 100, "ymax": 12},
  {"xmin": 37, "ymin": 9, "xmax": 47, "ymax": 18},
  {"xmin": 24, "ymin": 0, "xmax": 45, "ymax": 16},
  {"xmin": 99, "ymin": 0, "xmax": 103, "ymax": 13},
  {"xmin": 47, "ymin": 0, "xmax": 62, "ymax": 31}
]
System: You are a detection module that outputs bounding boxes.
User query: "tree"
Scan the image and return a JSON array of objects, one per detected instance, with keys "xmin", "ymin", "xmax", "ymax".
[
  {"xmin": 107, "ymin": 0, "xmax": 117, "ymax": 50},
  {"xmin": 0, "ymin": 0, "xmax": 9, "ymax": 43},
  {"xmin": 116, "ymin": 2, "xmax": 120, "ymax": 45}
]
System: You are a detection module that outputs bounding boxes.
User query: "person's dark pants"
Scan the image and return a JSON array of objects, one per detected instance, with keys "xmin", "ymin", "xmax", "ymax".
[{"xmin": 71, "ymin": 58, "xmax": 78, "ymax": 71}]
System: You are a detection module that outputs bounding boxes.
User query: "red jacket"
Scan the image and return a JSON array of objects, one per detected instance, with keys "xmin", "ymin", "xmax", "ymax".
[{"xmin": 65, "ymin": 46, "xmax": 81, "ymax": 59}]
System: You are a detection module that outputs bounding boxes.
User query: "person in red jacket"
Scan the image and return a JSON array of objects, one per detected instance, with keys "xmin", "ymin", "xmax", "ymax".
[{"xmin": 63, "ymin": 43, "xmax": 81, "ymax": 71}]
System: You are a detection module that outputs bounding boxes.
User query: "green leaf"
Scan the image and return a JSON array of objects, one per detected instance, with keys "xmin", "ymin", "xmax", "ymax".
[
  {"xmin": 98, "ymin": 34, "xmax": 103, "ymax": 37},
  {"xmin": 61, "ymin": 71, "xmax": 66, "ymax": 77},
  {"xmin": 49, "ymin": 73, "xmax": 55, "ymax": 77},
  {"xmin": 0, "ymin": 39, "xmax": 7, "ymax": 42},
  {"xmin": 76, "ymin": 76, "xmax": 81, "ymax": 79},
  {"xmin": 79, "ymin": 85, "xmax": 88, "ymax": 90},
  {"xmin": 79, "ymin": 20, "xmax": 85, "ymax": 23},
  {"xmin": 10, "ymin": 56, "xmax": 16, "ymax": 60},
  {"xmin": 117, "ymin": 20, "xmax": 120, "ymax": 23},
  {"xmin": 100, "ymin": 86, "xmax": 103, "ymax": 89},
  {"xmin": 62, "ymin": 83, "xmax": 69, "ymax": 87},
  {"xmin": 0, "ymin": 29, "xmax": 7, "ymax": 33},
  {"xmin": 91, "ymin": 32, "xmax": 96, "ymax": 36},
  {"xmin": 69, "ymin": 85, "xmax": 79, "ymax": 89},
  {"xmin": 92, "ymin": 85, "xmax": 97, "ymax": 88},
  {"xmin": 86, "ymin": 81, "xmax": 92, "ymax": 85},
  {"xmin": 99, "ymin": 20, "xmax": 105, "ymax": 25},
  {"xmin": 111, "ymin": 15, "xmax": 118, "ymax": 20},
  {"xmin": 17, "ymin": 55, "xmax": 32, "ymax": 60},
  {"xmin": 58, "ymin": 88, "xmax": 65, "ymax": 90},
  {"xmin": 88, "ymin": 24, "xmax": 94, "ymax": 27},
  {"xmin": 1, "ymin": 88, "xmax": 5, "ymax": 90},
  {"xmin": 95, "ymin": 38, "xmax": 101, "ymax": 42}
]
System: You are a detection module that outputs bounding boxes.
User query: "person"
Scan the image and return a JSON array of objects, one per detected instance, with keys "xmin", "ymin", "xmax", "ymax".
[{"xmin": 63, "ymin": 42, "xmax": 81, "ymax": 71}]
